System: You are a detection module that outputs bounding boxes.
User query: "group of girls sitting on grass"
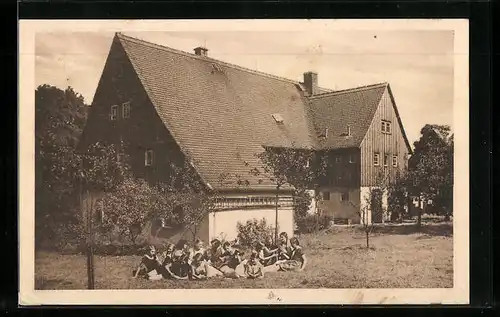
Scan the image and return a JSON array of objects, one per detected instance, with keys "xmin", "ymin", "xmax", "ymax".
[{"xmin": 132, "ymin": 232, "xmax": 307, "ymax": 281}]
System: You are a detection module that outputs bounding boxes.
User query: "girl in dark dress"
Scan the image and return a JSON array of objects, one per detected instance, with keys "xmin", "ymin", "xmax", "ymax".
[
  {"xmin": 159, "ymin": 243, "xmax": 175, "ymax": 278},
  {"xmin": 190, "ymin": 252, "xmax": 223, "ymax": 279},
  {"xmin": 255, "ymin": 241, "xmax": 278, "ymax": 266},
  {"xmin": 219, "ymin": 242, "xmax": 243, "ymax": 278},
  {"xmin": 207, "ymin": 239, "xmax": 224, "ymax": 269},
  {"xmin": 277, "ymin": 232, "xmax": 292, "ymax": 261},
  {"xmin": 277, "ymin": 237, "xmax": 307, "ymax": 272},
  {"xmin": 164, "ymin": 249, "xmax": 189, "ymax": 280},
  {"xmin": 133, "ymin": 245, "xmax": 163, "ymax": 280}
]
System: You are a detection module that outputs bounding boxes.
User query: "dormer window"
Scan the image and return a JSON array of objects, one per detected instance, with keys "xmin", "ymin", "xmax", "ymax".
[
  {"xmin": 110, "ymin": 105, "xmax": 118, "ymax": 121},
  {"xmin": 272, "ymin": 113, "xmax": 284, "ymax": 124},
  {"xmin": 211, "ymin": 63, "xmax": 223, "ymax": 73}
]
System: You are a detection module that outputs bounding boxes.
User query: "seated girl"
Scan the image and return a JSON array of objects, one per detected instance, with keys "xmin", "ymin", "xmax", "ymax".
[
  {"xmin": 164, "ymin": 249, "xmax": 190, "ymax": 280},
  {"xmin": 219, "ymin": 242, "xmax": 244, "ymax": 278},
  {"xmin": 263, "ymin": 236, "xmax": 279, "ymax": 255},
  {"xmin": 188, "ymin": 239, "xmax": 206, "ymax": 264},
  {"xmin": 277, "ymin": 237, "xmax": 307, "ymax": 272},
  {"xmin": 207, "ymin": 239, "xmax": 224, "ymax": 268},
  {"xmin": 255, "ymin": 241, "xmax": 278, "ymax": 266},
  {"xmin": 244, "ymin": 250, "xmax": 264, "ymax": 279},
  {"xmin": 159, "ymin": 243, "xmax": 175, "ymax": 278},
  {"xmin": 190, "ymin": 253, "xmax": 223, "ymax": 280},
  {"xmin": 277, "ymin": 232, "xmax": 292, "ymax": 261},
  {"xmin": 133, "ymin": 245, "xmax": 163, "ymax": 280}
]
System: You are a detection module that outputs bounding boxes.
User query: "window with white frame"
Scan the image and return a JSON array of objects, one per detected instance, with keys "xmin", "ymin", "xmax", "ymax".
[
  {"xmin": 335, "ymin": 155, "xmax": 342, "ymax": 163},
  {"xmin": 122, "ymin": 101, "xmax": 131, "ymax": 119},
  {"xmin": 110, "ymin": 105, "xmax": 118, "ymax": 121},
  {"xmin": 392, "ymin": 155, "xmax": 398, "ymax": 167},
  {"xmin": 381, "ymin": 120, "xmax": 392, "ymax": 134},
  {"xmin": 145, "ymin": 149, "xmax": 154, "ymax": 166},
  {"xmin": 374, "ymin": 152, "xmax": 380, "ymax": 166}
]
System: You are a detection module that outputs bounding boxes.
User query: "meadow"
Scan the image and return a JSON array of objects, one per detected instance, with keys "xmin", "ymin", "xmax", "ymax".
[{"xmin": 35, "ymin": 222, "xmax": 453, "ymax": 289}]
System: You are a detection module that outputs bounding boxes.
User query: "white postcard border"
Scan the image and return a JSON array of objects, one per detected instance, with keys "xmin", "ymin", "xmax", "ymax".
[{"xmin": 18, "ymin": 19, "xmax": 469, "ymax": 306}]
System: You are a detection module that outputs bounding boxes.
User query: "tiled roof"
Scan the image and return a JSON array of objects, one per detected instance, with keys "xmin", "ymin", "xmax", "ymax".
[
  {"xmin": 308, "ymin": 83, "xmax": 388, "ymax": 149},
  {"xmin": 113, "ymin": 33, "xmax": 404, "ymax": 190},
  {"xmin": 116, "ymin": 33, "xmax": 317, "ymax": 190}
]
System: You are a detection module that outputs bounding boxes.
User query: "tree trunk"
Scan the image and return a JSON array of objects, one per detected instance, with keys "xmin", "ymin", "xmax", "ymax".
[
  {"xmin": 417, "ymin": 196, "xmax": 422, "ymax": 227},
  {"xmin": 86, "ymin": 190, "xmax": 95, "ymax": 290},
  {"xmin": 366, "ymin": 229, "xmax": 369, "ymax": 249},
  {"xmin": 274, "ymin": 189, "xmax": 279, "ymax": 244}
]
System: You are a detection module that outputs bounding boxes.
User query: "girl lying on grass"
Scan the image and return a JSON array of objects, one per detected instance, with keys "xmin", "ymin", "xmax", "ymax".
[{"xmin": 133, "ymin": 245, "xmax": 163, "ymax": 280}]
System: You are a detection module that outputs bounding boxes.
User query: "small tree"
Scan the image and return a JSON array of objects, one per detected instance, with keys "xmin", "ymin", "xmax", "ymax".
[
  {"xmin": 73, "ymin": 141, "xmax": 130, "ymax": 289},
  {"xmin": 387, "ymin": 171, "xmax": 410, "ymax": 223},
  {"xmin": 356, "ymin": 173, "xmax": 389, "ymax": 249},
  {"xmin": 251, "ymin": 146, "xmax": 328, "ymax": 238}
]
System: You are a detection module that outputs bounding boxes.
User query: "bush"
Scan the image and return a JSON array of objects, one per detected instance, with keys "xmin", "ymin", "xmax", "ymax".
[
  {"xmin": 296, "ymin": 214, "xmax": 334, "ymax": 234},
  {"xmin": 236, "ymin": 218, "xmax": 275, "ymax": 247}
]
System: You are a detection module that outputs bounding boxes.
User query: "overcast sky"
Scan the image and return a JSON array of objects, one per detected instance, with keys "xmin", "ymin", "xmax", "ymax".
[{"xmin": 35, "ymin": 30, "xmax": 454, "ymax": 145}]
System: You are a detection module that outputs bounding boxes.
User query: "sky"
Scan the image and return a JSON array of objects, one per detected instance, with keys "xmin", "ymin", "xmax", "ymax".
[{"xmin": 35, "ymin": 30, "xmax": 454, "ymax": 146}]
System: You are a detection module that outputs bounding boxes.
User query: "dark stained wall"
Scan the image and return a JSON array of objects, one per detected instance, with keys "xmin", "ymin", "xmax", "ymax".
[{"xmin": 79, "ymin": 37, "xmax": 186, "ymax": 185}]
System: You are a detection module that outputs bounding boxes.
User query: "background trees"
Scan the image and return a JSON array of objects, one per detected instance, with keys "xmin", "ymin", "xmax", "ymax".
[
  {"xmin": 35, "ymin": 84, "xmax": 89, "ymax": 247},
  {"xmin": 408, "ymin": 124, "xmax": 454, "ymax": 222}
]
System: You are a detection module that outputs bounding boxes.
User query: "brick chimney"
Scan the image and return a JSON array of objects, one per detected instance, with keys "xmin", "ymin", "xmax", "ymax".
[
  {"xmin": 194, "ymin": 46, "xmax": 208, "ymax": 57},
  {"xmin": 303, "ymin": 71, "xmax": 318, "ymax": 96}
]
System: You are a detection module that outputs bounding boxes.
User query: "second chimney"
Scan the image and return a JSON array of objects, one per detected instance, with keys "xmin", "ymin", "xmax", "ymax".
[
  {"xmin": 303, "ymin": 71, "xmax": 318, "ymax": 96},
  {"xmin": 194, "ymin": 46, "xmax": 208, "ymax": 57}
]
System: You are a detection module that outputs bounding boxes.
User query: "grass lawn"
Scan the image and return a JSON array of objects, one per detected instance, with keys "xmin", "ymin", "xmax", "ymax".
[{"xmin": 35, "ymin": 223, "xmax": 453, "ymax": 289}]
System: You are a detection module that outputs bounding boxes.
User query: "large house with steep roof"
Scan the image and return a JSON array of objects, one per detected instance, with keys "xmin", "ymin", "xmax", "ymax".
[{"xmin": 79, "ymin": 32, "xmax": 412, "ymax": 242}]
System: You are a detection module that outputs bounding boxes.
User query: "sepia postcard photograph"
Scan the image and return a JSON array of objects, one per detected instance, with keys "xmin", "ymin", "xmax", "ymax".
[{"xmin": 18, "ymin": 19, "xmax": 469, "ymax": 305}]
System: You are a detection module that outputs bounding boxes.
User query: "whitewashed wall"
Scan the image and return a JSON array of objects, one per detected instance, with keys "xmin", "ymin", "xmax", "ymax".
[{"xmin": 208, "ymin": 207, "xmax": 294, "ymax": 242}]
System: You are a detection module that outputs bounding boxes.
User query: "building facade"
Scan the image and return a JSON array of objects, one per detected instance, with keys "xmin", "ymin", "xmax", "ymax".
[{"xmin": 79, "ymin": 33, "xmax": 412, "ymax": 242}]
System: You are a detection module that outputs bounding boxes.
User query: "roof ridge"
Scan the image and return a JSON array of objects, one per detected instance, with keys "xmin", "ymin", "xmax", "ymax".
[
  {"xmin": 116, "ymin": 32, "xmax": 307, "ymax": 87},
  {"xmin": 307, "ymin": 82, "xmax": 388, "ymax": 99}
]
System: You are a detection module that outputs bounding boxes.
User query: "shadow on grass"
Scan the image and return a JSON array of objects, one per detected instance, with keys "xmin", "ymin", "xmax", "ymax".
[{"xmin": 368, "ymin": 223, "xmax": 453, "ymax": 237}]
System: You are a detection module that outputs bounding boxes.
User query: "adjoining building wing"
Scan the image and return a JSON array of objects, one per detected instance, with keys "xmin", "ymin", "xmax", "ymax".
[{"xmin": 307, "ymin": 83, "xmax": 388, "ymax": 150}]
